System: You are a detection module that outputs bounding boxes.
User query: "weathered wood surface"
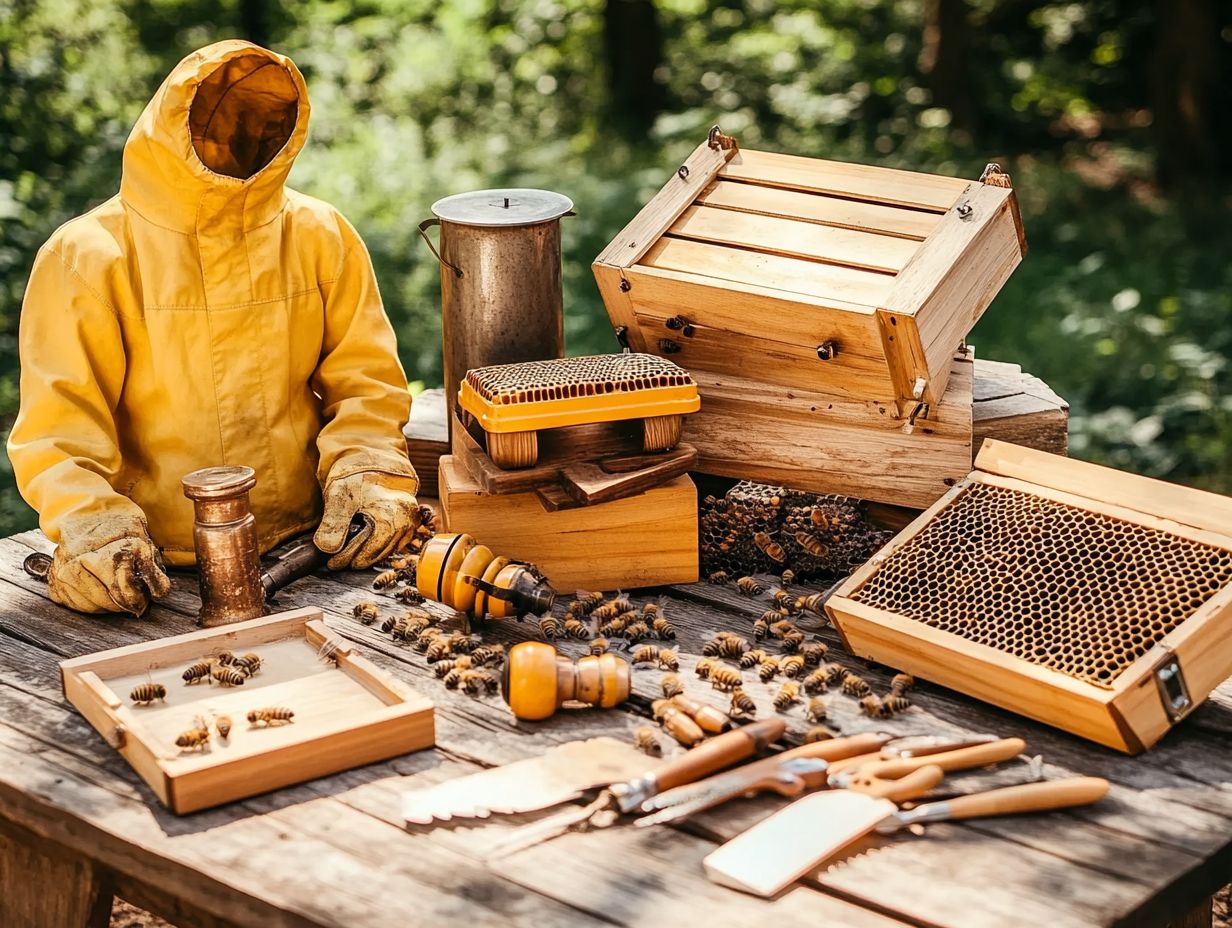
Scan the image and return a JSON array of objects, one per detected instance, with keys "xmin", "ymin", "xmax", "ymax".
[{"xmin": 0, "ymin": 526, "xmax": 1229, "ymax": 928}]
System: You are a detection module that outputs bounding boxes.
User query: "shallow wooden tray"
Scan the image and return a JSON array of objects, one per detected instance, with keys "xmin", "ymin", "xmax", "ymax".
[{"xmin": 60, "ymin": 607, "xmax": 435, "ymax": 813}]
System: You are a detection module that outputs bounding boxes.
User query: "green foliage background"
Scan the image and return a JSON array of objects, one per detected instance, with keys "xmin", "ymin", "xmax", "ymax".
[{"xmin": 1, "ymin": 0, "xmax": 1229, "ymax": 536}]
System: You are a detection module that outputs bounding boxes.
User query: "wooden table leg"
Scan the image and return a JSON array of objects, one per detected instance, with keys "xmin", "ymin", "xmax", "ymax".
[
  {"xmin": 0, "ymin": 818, "xmax": 113, "ymax": 928},
  {"xmin": 1165, "ymin": 896, "xmax": 1213, "ymax": 928}
]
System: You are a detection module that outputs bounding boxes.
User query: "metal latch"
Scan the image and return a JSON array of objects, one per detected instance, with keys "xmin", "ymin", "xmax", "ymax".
[{"xmin": 1152, "ymin": 649, "xmax": 1193, "ymax": 723}]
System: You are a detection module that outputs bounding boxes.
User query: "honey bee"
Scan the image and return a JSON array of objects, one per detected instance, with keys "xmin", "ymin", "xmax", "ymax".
[
  {"xmin": 657, "ymin": 649, "xmax": 680, "ymax": 672},
  {"xmin": 372, "ymin": 570, "xmax": 399, "ymax": 590},
  {"xmin": 890, "ymin": 672, "xmax": 915, "ymax": 695},
  {"xmin": 353, "ymin": 601, "xmax": 380, "ymax": 624},
  {"xmin": 804, "ymin": 725, "xmax": 835, "ymax": 743},
  {"xmin": 404, "ymin": 615, "xmax": 434, "ymax": 641},
  {"xmin": 661, "ymin": 674, "xmax": 684, "ymax": 698},
  {"xmin": 710, "ymin": 667, "xmax": 742, "ymax": 692},
  {"xmin": 211, "ymin": 666, "xmax": 246, "ymax": 687},
  {"xmin": 634, "ymin": 726, "xmax": 662, "ymax": 757},
  {"xmin": 758, "ymin": 658, "xmax": 781, "ymax": 683},
  {"xmin": 800, "ymin": 641, "xmax": 828, "ymax": 667},
  {"xmin": 434, "ymin": 658, "xmax": 461, "ymax": 678},
  {"xmin": 414, "ymin": 628, "xmax": 443, "ymax": 652},
  {"xmin": 702, "ymin": 636, "xmax": 748, "ymax": 659},
  {"xmin": 622, "ymin": 621, "xmax": 650, "ymax": 642},
  {"xmin": 641, "ymin": 600, "xmax": 662, "ymax": 617},
  {"xmin": 823, "ymin": 662, "xmax": 847, "ymax": 686},
  {"xmin": 569, "ymin": 590, "xmax": 605, "ymax": 616},
  {"xmin": 380, "ymin": 616, "xmax": 397, "ymax": 634},
  {"xmin": 730, "ymin": 689, "xmax": 756, "ymax": 718},
  {"xmin": 416, "ymin": 504, "xmax": 436, "ymax": 531},
  {"xmin": 631, "ymin": 645, "xmax": 661, "ymax": 665},
  {"xmin": 771, "ymin": 590, "xmax": 798, "ymax": 613},
  {"xmin": 735, "ymin": 577, "xmax": 765, "ymax": 596},
  {"xmin": 470, "ymin": 644, "xmax": 505, "ymax": 667},
  {"xmin": 694, "ymin": 657, "xmax": 717, "ymax": 680},
  {"xmin": 806, "ymin": 696, "xmax": 827, "ymax": 722},
  {"xmin": 739, "ymin": 648, "xmax": 768, "ymax": 669},
  {"xmin": 769, "ymin": 619, "xmax": 797, "ymax": 640},
  {"xmin": 130, "ymin": 682, "xmax": 166, "ymax": 705},
  {"xmin": 215, "ymin": 650, "xmax": 236, "ymax": 666},
  {"xmin": 248, "ymin": 707, "xmax": 295, "ymax": 726},
  {"xmin": 234, "ymin": 653, "xmax": 262, "ymax": 676},
  {"xmin": 586, "ymin": 637, "xmax": 610, "ymax": 656},
  {"xmin": 426, "ymin": 638, "xmax": 454, "ymax": 663},
  {"xmin": 607, "ymin": 595, "xmax": 633, "ymax": 614},
  {"xmin": 182, "ymin": 660, "xmax": 213, "ymax": 685},
  {"xmin": 707, "ymin": 571, "xmax": 730, "ymax": 585},
  {"xmin": 752, "ymin": 618, "xmax": 771, "ymax": 641},
  {"xmin": 780, "ymin": 629, "xmax": 805, "ymax": 653},
  {"xmin": 215, "ymin": 715, "xmax": 232, "ymax": 739},
  {"xmin": 883, "ymin": 694, "xmax": 913, "ymax": 715},
  {"xmin": 563, "ymin": 618, "xmax": 591, "ymax": 640},
  {"xmin": 802, "ymin": 668, "xmax": 829, "ymax": 695},
  {"xmin": 753, "ymin": 531, "xmax": 786, "ymax": 563},
  {"xmin": 781, "ymin": 654, "xmax": 806, "ymax": 678},
  {"xmin": 538, "ymin": 615, "xmax": 562, "ymax": 640},
  {"xmin": 810, "ymin": 508, "xmax": 831, "ymax": 531},
  {"xmin": 394, "ymin": 587, "xmax": 426, "ymax": 605},
  {"xmin": 591, "ymin": 601, "xmax": 623, "ymax": 623},
  {"xmin": 441, "ymin": 665, "xmax": 470, "ymax": 689},
  {"xmin": 773, "ymin": 682, "xmax": 801, "ymax": 712},
  {"xmin": 651, "ymin": 617, "xmax": 677, "ymax": 640},
  {"xmin": 841, "ymin": 671, "xmax": 872, "ymax": 698},
  {"xmin": 175, "ymin": 724, "xmax": 211, "ymax": 752},
  {"xmin": 794, "ymin": 532, "xmax": 828, "ymax": 558},
  {"xmin": 780, "ymin": 569, "xmax": 795, "ymax": 587},
  {"xmin": 859, "ymin": 695, "xmax": 888, "ymax": 719},
  {"xmin": 460, "ymin": 669, "xmax": 498, "ymax": 696},
  {"xmin": 447, "ymin": 633, "xmax": 478, "ymax": 653},
  {"xmin": 597, "ymin": 617, "xmax": 626, "ymax": 638},
  {"xmin": 798, "ymin": 592, "xmax": 826, "ymax": 615}
]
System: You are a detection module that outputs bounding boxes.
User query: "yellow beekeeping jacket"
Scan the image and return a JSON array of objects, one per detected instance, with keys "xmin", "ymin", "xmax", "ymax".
[{"xmin": 8, "ymin": 40, "xmax": 416, "ymax": 566}]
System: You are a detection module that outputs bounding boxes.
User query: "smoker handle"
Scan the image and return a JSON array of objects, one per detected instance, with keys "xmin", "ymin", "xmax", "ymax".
[{"xmin": 417, "ymin": 218, "xmax": 463, "ymax": 278}]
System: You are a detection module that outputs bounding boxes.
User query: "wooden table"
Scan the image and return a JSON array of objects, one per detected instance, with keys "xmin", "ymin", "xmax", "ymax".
[{"xmin": 0, "ymin": 526, "xmax": 1228, "ymax": 928}]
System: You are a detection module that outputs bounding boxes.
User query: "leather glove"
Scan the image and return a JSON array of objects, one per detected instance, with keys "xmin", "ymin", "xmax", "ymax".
[
  {"xmin": 49, "ymin": 517, "xmax": 172, "ymax": 617},
  {"xmin": 314, "ymin": 471, "xmax": 420, "ymax": 570}
]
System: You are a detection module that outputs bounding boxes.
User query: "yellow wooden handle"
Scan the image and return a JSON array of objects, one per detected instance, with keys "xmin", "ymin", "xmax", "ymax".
[
  {"xmin": 944, "ymin": 777, "xmax": 1110, "ymax": 820},
  {"xmin": 862, "ymin": 764, "xmax": 944, "ymax": 801},
  {"xmin": 652, "ymin": 719, "xmax": 786, "ymax": 792},
  {"xmin": 864, "ymin": 737, "xmax": 1025, "ymax": 779}
]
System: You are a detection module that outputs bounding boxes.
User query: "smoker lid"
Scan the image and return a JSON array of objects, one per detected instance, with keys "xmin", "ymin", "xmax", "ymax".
[{"xmin": 430, "ymin": 188, "xmax": 574, "ymax": 227}]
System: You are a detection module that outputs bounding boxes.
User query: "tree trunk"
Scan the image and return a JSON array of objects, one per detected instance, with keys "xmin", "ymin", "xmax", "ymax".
[
  {"xmin": 919, "ymin": 0, "xmax": 977, "ymax": 141},
  {"xmin": 602, "ymin": 0, "xmax": 665, "ymax": 137}
]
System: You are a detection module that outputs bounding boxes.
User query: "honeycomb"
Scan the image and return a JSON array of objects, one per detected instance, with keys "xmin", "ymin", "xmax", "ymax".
[
  {"xmin": 852, "ymin": 482, "xmax": 1232, "ymax": 687},
  {"xmin": 465, "ymin": 353, "xmax": 693, "ymax": 406},
  {"xmin": 700, "ymin": 481, "xmax": 891, "ymax": 581}
]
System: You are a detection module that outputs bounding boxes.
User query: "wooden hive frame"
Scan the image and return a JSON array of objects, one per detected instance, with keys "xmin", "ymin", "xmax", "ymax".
[
  {"xmin": 593, "ymin": 131, "xmax": 1025, "ymax": 416},
  {"xmin": 60, "ymin": 608, "xmax": 435, "ymax": 813},
  {"xmin": 825, "ymin": 440, "xmax": 1232, "ymax": 753}
]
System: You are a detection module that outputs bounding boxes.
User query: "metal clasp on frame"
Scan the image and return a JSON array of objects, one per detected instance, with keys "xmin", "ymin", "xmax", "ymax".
[{"xmin": 1151, "ymin": 647, "xmax": 1193, "ymax": 723}]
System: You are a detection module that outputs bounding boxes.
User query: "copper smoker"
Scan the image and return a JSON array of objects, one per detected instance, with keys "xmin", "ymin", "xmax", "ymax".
[{"xmin": 181, "ymin": 465, "xmax": 265, "ymax": 626}]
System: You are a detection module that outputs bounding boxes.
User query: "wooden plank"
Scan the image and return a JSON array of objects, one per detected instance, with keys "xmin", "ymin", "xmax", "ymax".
[
  {"xmin": 698, "ymin": 178, "xmax": 940, "ymax": 240},
  {"xmin": 0, "ymin": 816, "xmax": 113, "ymax": 928},
  {"xmin": 640, "ymin": 235, "xmax": 896, "ymax": 307},
  {"xmin": 720, "ymin": 149, "xmax": 970, "ymax": 212},
  {"xmin": 593, "ymin": 263, "xmax": 649, "ymax": 352},
  {"xmin": 404, "ymin": 387, "xmax": 450, "ymax": 498},
  {"xmin": 667, "ymin": 203, "xmax": 920, "ymax": 273},
  {"xmin": 974, "ymin": 439, "xmax": 1232, "ymax": 539}
]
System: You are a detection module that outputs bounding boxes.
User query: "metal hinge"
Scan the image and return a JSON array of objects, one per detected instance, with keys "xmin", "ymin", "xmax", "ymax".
[{"xmin": 1151, "ymin": 648, "xmax": 1193, "ymax": 723}]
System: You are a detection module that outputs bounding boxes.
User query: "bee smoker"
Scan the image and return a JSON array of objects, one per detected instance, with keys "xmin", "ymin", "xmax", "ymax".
[
  {"xmin": 415, "ymin": 532, "xmax": 557, "ymax": 620},
  {"xmin": 182, "ymin": 466, "xmax": 265, "ymax": 627},
  {"xmin": 502, "ymin": 641, "xmax": 632, "ymax": 721}
]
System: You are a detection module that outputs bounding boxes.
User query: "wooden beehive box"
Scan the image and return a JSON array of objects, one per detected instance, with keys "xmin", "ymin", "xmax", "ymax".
[
  {"xmin": 826, "ymin": 440, "xmax": 1232, "ymax": 754},
  {"xmin": 60, "ymin": 608, "xmax": 435, "ymax": 813},
  {"xmin": 593, "ymin": 131, "xmax": 1025, "ymax": 416}
]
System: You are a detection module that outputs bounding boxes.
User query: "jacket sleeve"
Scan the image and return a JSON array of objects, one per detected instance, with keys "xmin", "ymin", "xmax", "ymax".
[
  {"xmin": 7, "ymin": 247, "xmax": 149, "ymax": 542},
  {"xmin": 313, "ymin": 220, "xmax": 418, "ymax": 491}
]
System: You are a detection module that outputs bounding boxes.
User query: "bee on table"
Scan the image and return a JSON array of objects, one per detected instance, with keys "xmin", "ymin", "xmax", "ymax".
[
  {"xmin": 622, "ymin": 621, "xmax": 651, "ymax": 643},
  {"xmin": 352, "ymin": 601, "xmax": 380, "ymax": 624},
  {"xmin": 660, "ymin": 674, "xmax": 684, "ymax": 698},
  {"xmin": 798, "ymin": 592, "xmax": 826, "ymax": 615},
  {"xmin": 563, "ymin": 617, "xmax": 591, "ymax": 640},
  {"xmin": 804, "ymin": 725, "xmax": 834, "ymax": 743},
  {"xmin": 641, "ymin": 600, "xmax": 662, "ymax": 617},
  {"xmin": 753, "ymin": 531, "xmax": 786, "ymax": 564},
  {"xmin": 634, "ymin": 726, "xmax": 662, "ymax": 757},
  {"xmin": 780, "ymin": 629, "xmax": 805, "ymax": 652},
  {"xmin": 707, "ymin": 571, "xmax": 730, "ymax": 585},
  {"xmin": 739, "ymin": 648, "xmax": 768, "ymax": 669},
  {"xmin": 657, "ymin": 649, "xmax": 680, "ymax": 672},
  {"xmin": 859, "ymin": 695, "xmax": 888, "ymax": 719},
  {"xmin": 234, "ymin": 653, "xmax": 262, "ymax": 676},
  {"xmin": 650, "ymin": 616, "xmax": 676, "ymax": 640},
  {"xmin": 215, "ymin": 650, "xmax": 236, "ymax": 666},
  {"xmin": 702, "ymin": 635, "xmax": 748, "ymax": 660},
  {"xmin": 771, "ymin": 590, "xmax": 799, "ymax": 614},
  {"xmin": 394, "ymin": 587, "xmax": 426, "ymax": 605},
  {"xmin": 248, "ymin": 707, "xmax": 295, "ymax": 726},
  {"xmin": 735, "ymin": 577, "xmax": 765, "ymax": 596},
  {"xmin": 630, "ymin": 645, "xmax": 661, "ymax": 666},
  {"xmin": 780, "ymin": 569, "xmax": 795, "ymax": 588},
  {"xmin": 794, "ymin": 532, "xmax": 828, "ymax": 559},
  {"xmin": 459, "ymin": 669, "xmax": 498, "ymax": 696},
  {"xmin": 211, "ymin": 665, "xmax": 246, "ymax": 687},
  {"xmin": 470, "ymin": 644, "xmax": 506, "ymax": 667},
  {"xmin": 597, "ymin": 616, "xmax": 627, "ymax": 638},
  {"xmin": 773, "ymin": 682, "xmax": 801, "ymax": 712},
  {"xmin": 130, "ymin": 683, "xmax": 166, "ymax": 705},
  {"xmin": 822, "ymin": 662, "xmax": 847, "ymax": 686},
  {"xmin": 435, "ymin": 656, "xmax": 470, "ymax": 679},
  {"xmin": 806, "ymin": 696, "xmax": 827, "ymax": 723},
  {"xmin": 802, "ymin": 668, "xmax": 829, "ymax": 695},
  {"xmin": 800, "ymin": 641, "xmax": 828, "ymax": 667},
  {"xmin": 569, "ymin": 590, "xmax": 605, "ymax": 617},
  {"xmin": 215, "ymin": 715, "xmax": 232, "ymax": 740},
  {"xmin": 752, "ymin": 617, "xmax": 771, "ymax": 641},
  {"xmin": 758, "ymin": 657, "xmax": 781, "ymax": 683},
  {"xmin": 538, "ymin": 615, "xmax": 562, "ymax": 641},
  {"xmin": 175, "ymin": 721, "xmax": 211, "ymax": 752},
  {"xmin": 781, "ymin": 654, "xmax": 806, "ymax": 678},
  {"xmin": 694, "ymin": 657, "xmax": 718, "ymax": 680},
  {"xmin": 730, "ymin": 689, "xmax": 756, "ymax": 719},
  {"xmin": 425, "ymin": 638, "xmax": 454, "ymax": 663},
  {"xmin": 413, "ymin": 628, "xmax": 443, "ymax": 653},
  {"xmin": 588, "ymin": 637, "xmax": 610, "ymax": 656},
  {"xmin": 883, "ymin": 694, "xmax": 913, "ymax": 715},
  {"xmin": 182, "ymin": 660, "xmax": 214, "ymax": 685},
  {"xmin": 710, "ymin": 666, "xmax": 742, "ymax": 692},
  {"xmin": 841, "ymin": 671, "xmax": 872, "ymax": 698},
  {"xmin": 372, "ymin": 570, "xmax": 400, "ymax": 591},
  {"xmin": 591, "ymin": 600, "xmax": 623, "ymax": 624},
  {"xmin": 890, "ymin": 673, "xmax": 915, "ymax": 696},
  {"xmin": 606, "ymin": 595, "xmax": 633, "ymax": 614}
]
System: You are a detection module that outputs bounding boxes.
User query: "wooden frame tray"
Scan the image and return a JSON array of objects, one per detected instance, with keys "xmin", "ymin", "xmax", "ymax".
[
  {"xmin": 825, "ymin": 440, "xmax": 1232, "ymax": 753},
  {"xmin": 60, "ymin": 608, "xmax": 435, "ymax": 813}
]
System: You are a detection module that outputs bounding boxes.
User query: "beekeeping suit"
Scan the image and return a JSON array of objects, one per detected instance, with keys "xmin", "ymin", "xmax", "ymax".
[{"xmin": 8, "ymin": 41, "xmax": 420, "ymax": 616}]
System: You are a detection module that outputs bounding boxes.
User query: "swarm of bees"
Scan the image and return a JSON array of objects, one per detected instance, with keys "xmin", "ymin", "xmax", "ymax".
[{"xmin": 367, "ymin": 514, "xmax": 436, "ymax": 597}]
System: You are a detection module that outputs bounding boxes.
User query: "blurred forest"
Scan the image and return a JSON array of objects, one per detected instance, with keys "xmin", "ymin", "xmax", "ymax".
[{"xmin": 1, "ymin": 0, "xmax": 1230, "ymax": 535}]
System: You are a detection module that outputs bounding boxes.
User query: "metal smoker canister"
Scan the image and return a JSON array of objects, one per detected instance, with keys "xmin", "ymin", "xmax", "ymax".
[{"xmin": 418, "ymin": 188, "xmax": 573, "ymax": 434}]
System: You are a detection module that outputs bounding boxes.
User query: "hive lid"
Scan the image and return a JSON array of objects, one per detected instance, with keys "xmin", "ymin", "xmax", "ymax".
[{"xmin": 431, "ymin": 188, "xmax": 574, "ymax": 227}]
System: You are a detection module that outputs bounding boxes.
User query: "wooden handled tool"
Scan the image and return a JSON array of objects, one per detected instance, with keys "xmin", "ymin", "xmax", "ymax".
[
  {"xmin": 826, "ymin": 737, "xmax": 1026, "ymax": 788},
  {"xmin": 879, "ymin": 777, "xmax": 1110, "ymax": 832}
]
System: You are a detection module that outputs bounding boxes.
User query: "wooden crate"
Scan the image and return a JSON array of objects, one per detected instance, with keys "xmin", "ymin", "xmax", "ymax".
[
  {"xmin": 438, "ymin": 456, "xmax": 699, "ymax": 591},
  {"xmin": 825, "ymin": 440, "xmax": 1232, "ymax": 753},
  {"xmin": 972, "ymin": 359, "xmax": 1068, "ymax": 458},
  {"xmin": 404, "ymin": 388, "xmax": 449, "ymax": 498},
  {"xmin": 593, "ymin": 135, "xmax": 1025, "ymax": 415},
  {"xmin": 60, "ymin": 608, "xmax": 434, "ymax": 813}
]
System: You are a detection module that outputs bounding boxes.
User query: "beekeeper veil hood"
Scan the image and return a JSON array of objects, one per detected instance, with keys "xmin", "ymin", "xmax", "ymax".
[{"xmin": 120, "ymin": 40, "xmax": 310, "ymax": 232}]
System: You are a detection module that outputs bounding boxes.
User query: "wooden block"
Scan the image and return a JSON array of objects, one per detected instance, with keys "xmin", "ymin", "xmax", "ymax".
[
  {"xmin": 438, "ymin": 456, "xmax": 699, "ymax": 591},
  {"xmin": 684, "ymin": 353, "xmax": 974, "ymax": 509},
  {"xmin": 972, "ymin": 359, "xmax": 1069, "ymax": 456},
  {"xmin": 59, "ymin": 608, "xmax": 435, "ymax": 814},
  {"xmin": 404, "ymin": 388, "xmax": 450, "ymax": 498}
]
